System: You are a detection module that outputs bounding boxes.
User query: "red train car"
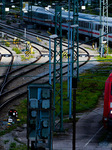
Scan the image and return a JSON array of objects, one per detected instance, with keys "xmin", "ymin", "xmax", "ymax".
[{"xmin": 103, "ymin": 73, "xmax": 112, "ymax": 128}]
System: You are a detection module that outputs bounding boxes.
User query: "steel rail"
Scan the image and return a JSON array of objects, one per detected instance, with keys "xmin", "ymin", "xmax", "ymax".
[
  {"xmin": 0, "ymin": 45, "xmax": 14, "ymax": 94},
  {"xmin": 0, "ymin": 47, "xmax": 90, "ymax": 110}
]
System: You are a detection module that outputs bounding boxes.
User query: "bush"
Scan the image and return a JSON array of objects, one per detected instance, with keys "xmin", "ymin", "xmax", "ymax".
[
  {"xmin": 6, "ymin": 20, "xmax": 11, "ymax": 25},
  {"xmin": 5, "ymin": 41, "xmax": 10, "ymax": 47},
  {"xmin": 12, "ymin": 47, "xmax": 21, "ymax": 54},
  {"xmin": 12, "ymin": 19, "xmax": 17, "ymax": 23}
]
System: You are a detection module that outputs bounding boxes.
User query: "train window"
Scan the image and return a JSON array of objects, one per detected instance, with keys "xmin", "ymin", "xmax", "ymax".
[
  {"xmin": 24, "ymin": 13, "xmax": 28, "ymax": 16},
  {"xmin": 110, "ymin": 26, "xmax": 112, "ymax": 33},
  {"xmin": 79, "ymin": 21, "xmax": 81, "ymax": 27},
  {"xmin": 86, "ymin": 22, "xmax": 89, "ymax": 28},
  {"xmin": 79, "ymin": 21, "xmax": 89, "ymax": 28},
  {"xmin": 79, "ymin": 21, "xmax": 83, "ymax": 27},
  {"xmin": 95, "ymin": 24, "xmax": 97, "ymax": 30},
  {"xmin": 104, "ymin": 26, "xmax": 108, "ymax": 32},
  {"xmin": 95, "ymin": 24, "xmax": 100, "ymax": 31},
  {"xmin": 48, "ymin": 15, "xmax": 53, "ymax": 20},
  {"xmin": 32, "ymin": 12, "xmax": 36, "ymax": 17},
  {"xmin": 62, "ymin": 17, "xmax": 66, "ymax": 23},
  {"xmin": 111, "ymin": 83, "xmax": 112, "ymax": 95},
  {"xmin": 37, "ymin": 13, "xmax": 43, "ymax": 19},
  {"xmin": 109, "ymin": 26, "xmax": 112, "ymax": 33},
  {"xmin": 90, "ymin": 23, "xmax": 93, "ymax": 30},
  {"xmin": 109, "ymin": 26, "xmax": 110, "ymax": 33}
]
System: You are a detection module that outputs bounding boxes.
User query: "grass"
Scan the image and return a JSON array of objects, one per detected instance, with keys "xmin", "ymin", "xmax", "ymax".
[
  {"xmin": 56, "ymin": 63, "xmax": 111, "ymax": 114},
  {"xmin": 0, "ymin": 100, "xmax": 27, "ymax": 137},
  {"xmin": 16, "ymin": 99, "xmax": 27, "ymax": 124},
  {"xmin": 12, "ymin": 47, "xmax": 21, "ymax": 54},
  {"xmin": 21, "ymin": 55, "xmax": 34, "ymax": 61},
  {"xmin": 4, "ymin": 140, "xmax": 9, "ymax": 144},
  {"xmin": 96, "ymin": 55, "xmax": 112, "ymax": 62},
  {"xmin": 0, "ymin": 125, "xmax": 17, "ymax": 136},
  {"xmin": 15, "ymin": 63, "xmax": 111, "ymax": 116},
  {"xmin": 0, "ymin": 63, "xmax": 111, "ymax": 138},
  {"xmin": 9, "ymin": 142, "xmax": 27, "ymax": 150}
]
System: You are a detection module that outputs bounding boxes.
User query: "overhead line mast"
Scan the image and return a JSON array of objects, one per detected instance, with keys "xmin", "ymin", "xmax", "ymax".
[
  {"xmin": 103, "ymin": 0, "xmax": 108, "ymax": 54},
  {"xmin": 2, "ymin": 0, "xmax": 5, "ymax": 20},
  {"xmin": 100, "ymin": 0, "xmax": 108, "ymax": 57}
]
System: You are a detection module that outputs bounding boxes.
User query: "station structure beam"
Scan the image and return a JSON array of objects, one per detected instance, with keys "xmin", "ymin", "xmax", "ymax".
[
  {"xmin": 68, "ymin": 0, "xmax": 79, "ymax": 119},
  {"xmin": 103, "ymin": 0, "xmax": 108, "ymax": 54},
  {"xmin": 2, "ymin": 0, "xmax": 5, "ymax": 20},
  {"xmin": 20, "ymin": 0, "xmax": 23, "ymax": 20},
  {"xmin": 53, "ymin": 0, "xmax": 79, "ymax": 131},
  {"xmin": 28, "ymin": 0, "xmax": 32, "ymax": 22},
  {"xmin": 99, "ymin": 0, "xmax": 108, "ymax": 57},
  {"xmin": 53, "ymin": 6, "xmax": 63, "ymax": 132}
]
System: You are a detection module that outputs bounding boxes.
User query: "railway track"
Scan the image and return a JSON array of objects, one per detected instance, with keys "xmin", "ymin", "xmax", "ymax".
[
  {"xmin": 0, "ymin": 23, "xmax": 90, "ymax": 119},
  {"xmin": 0, "ymin": 47, "xmax": 90, "ymax": 110},
  {"xmin": 0, "ymin": 45, "xmax": 14, "ymax": 94}
]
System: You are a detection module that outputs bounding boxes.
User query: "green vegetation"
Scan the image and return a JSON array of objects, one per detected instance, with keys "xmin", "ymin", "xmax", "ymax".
[
  {"xmin": 5, "ymin": 41, "xmax": 10, "ymax": 47},
  {"xmin": 0, "ymin": 63, "xmax": 111, "ymax": 139},
  {"xmin": 108, "ymin": 47, "xmax": 112, "ymax": 54},
  {"xmin": 12, "ymin": 19, "xmax": 17, "ymax": 23},
  {"xmin": 0, "ymin": 125, "xmax": 17, "ymax": 136},
  {"xmin": 84, "ymin": 47, "xmax": 93, "ymax": 50},
  {"xmin": 12, "ymin": 47, "xmax": 21, "ymax": 54},
  {"xmin": 4, "ymin": 140, "xmax": 9, "ymax": 144},
  {"xmin": 56, "ymin": 63, "xmax": 110, "ymax": 114},
  {"xmin": 6, "ymin": 20, "xmax": 11, "ymax": 25},
  {"xmin": 9, "ymin": 142, "xmax": 16, "ymax": 150},
  {"xmin": 96, "ymin": 55, "xmax": 112, "ymax": 62},
  {"xmin": 21, "ymin": 55, "xmax": 34, "ymax": 61},
  {"xmin": 16, "ymin": 99, "xmax": 27, "ymax": 124},
  {"xmin": 76, "ymin": 64, "xmax": 111, "ymax": 112},
  {"xmin": 9, "ymin": 142, "xmax": 27, "ymax": 150}
]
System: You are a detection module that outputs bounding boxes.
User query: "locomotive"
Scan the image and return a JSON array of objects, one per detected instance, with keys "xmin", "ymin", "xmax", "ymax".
[
  {"xmin": 23, "ymin": 5, "xmax": 112, "ymax": 44},
  {"xmin": 103, "ymin": 73, "xmax": 112, "ymax": 128}
]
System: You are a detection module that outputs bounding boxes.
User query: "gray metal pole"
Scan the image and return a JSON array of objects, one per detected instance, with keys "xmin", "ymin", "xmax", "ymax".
[
  {"xmin": 20, "ymin": 0, "xmax": 23, "ymax": 20},
  {"xmin": 49, "ymin": 38, "xmax": 52, "ymax": 85},
  {"xmin": 24, "ymin": 28, "xmax": 26, "ymax": 41},
  {"xmin": 69, "ymin": 27, "xmax": 73, "ymax": 119},
  {"xmin": 68, "ymin": 0, "xmax": 71, "ymax": 119},
  {"xmin": 107, "ymin": 0, "xmax": 108, "ymax": 55},
  {"xmin": 2, "ymin": 0, "xmax": 5, "ymax": 20}
]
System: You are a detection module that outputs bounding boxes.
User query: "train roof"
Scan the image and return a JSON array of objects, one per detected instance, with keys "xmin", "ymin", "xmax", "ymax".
[
  {"xmin": 79, "ymin": 13, "xmax": 112, "ymax": 23},
  {"xmin": 23, "ymin": 5, "xmax": 112, "ymax": 25}
]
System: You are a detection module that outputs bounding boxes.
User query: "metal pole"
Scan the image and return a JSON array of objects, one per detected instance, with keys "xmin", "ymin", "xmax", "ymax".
[
  {"xmin": 53, "ymin": 37, "xmax": 56, "ymax": 131},
  {"xmin": 53, "ymin": 6, "xmax": 63, "ymax": 131},
  {"xmin": 69, "ymin": 27, "xmax": 73, "ymax": 119},
  {"xmin": 69, "ymin": 24, "xmax": 78, "ymax": 119},
  {"xmin": 2, "ymin": 0, "xmax": 5, "ymax": 20},
  {"xmin": 20, "ymin": 0, "xmax": 23, "ymax": 20},
  {"xmin": 24, "ymin": 28, "xmax": 26, "ymax": 41},
  {"xmin": 72, "ymin": 78, "xmax": 77, "ymax": 150},
  {"xmin": 68, "ymin": 0, "xmax": 70, "ymax": 118},
  {"xmin": 73, "ymin": 88, "xmax": 76, "ymax": 150},
  {"xmin": 59, "ymin": 7, "xmax": 63, "ymax": 131},
  {"xmin": 49, "ymin": 38, "xmax": 51, "ymax": 85},
  {"xmin": 99, "ymin": 0, "xmax": 102, "ymax": 54},
  {"xmin": 99, "ymin": 0, "xmax": 103, "ymax": 57},
  {"xmin": 107, "ymin": 0, "xmax": 108, "ymax": 55}
]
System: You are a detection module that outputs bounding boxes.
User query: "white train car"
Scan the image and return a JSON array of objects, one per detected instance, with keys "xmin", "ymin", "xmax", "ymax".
[
  {"xmin": 78, "ymin": 13, "xmax": 112, "ymax": 41},
  {"xmin": 23, "ymin": 5, "xmax": 112, "ymax": 43}
]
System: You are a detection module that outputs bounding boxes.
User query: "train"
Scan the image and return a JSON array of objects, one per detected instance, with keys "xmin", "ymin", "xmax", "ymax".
[
  {"xmin": 23, "ymin": 5, "xmax": 112, "ymax": 45},
  {"xmin": 103, "ymin": 73, "xmax": 112, "ymax": 128}
]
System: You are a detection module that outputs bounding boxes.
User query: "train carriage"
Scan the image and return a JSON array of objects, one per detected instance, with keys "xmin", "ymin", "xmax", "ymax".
[
  {"xmin": 103, "ymin": 73, "xmax": 112, "ymax": 128},
  {"xmin": 23, "ymin": 5, "xmax": 112, "ymax": 43}
]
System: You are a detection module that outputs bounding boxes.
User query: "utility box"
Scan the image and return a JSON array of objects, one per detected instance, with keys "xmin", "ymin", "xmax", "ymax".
[{"xmin": 27, "ymin": 84, "xmax": 52, "ymax": 150}]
